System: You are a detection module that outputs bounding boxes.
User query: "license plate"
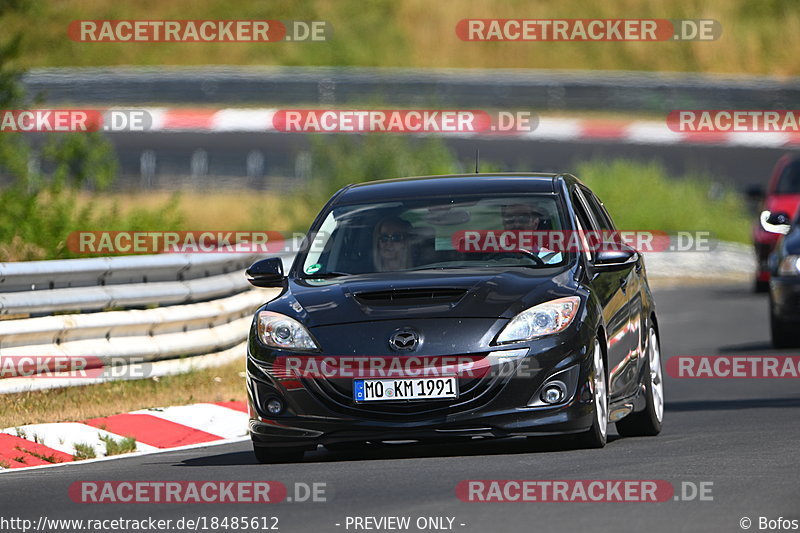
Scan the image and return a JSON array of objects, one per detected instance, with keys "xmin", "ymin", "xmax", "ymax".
[{"xmin": 354, "ymin": 377, "xmax": 458, "ymax": 402}]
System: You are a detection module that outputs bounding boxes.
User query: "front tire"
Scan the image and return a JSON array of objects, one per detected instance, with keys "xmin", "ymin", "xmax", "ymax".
[
  {"xmin": 616, "ymin": 325, "xmax": 664, "ymax": 437},
  {"xmin": 253, "ymin": 444, "xmax": 305, "ymax": 464},
  {"xmin": 577, "ymin": 338, "xmax": 608, "ymax": 449}
]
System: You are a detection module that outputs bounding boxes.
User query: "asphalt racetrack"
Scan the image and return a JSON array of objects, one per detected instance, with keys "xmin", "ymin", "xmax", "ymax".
[{"xmin": 1, "ymin": 283, "xmax": 798, "ymax": 533}]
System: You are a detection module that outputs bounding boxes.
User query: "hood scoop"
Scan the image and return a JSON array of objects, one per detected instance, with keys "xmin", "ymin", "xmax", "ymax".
[{"xmin": 353, "ymin": 287, "xmax": 468, "ymax": 307}]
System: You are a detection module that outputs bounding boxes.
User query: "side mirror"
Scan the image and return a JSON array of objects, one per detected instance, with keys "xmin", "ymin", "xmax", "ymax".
[
  {"xmin": 761, "ymin": 211, "xmax": 792, "ymax": 235},
  {"xmin": 594, "ymin": 244, "xmax": 639, "ymax": 271},
  {"xmin": 246, "ymin": 257, "xmax": 285, "ymax": 288}
]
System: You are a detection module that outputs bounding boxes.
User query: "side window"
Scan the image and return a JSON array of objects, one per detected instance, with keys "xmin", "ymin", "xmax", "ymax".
[
  {"xmin": 303, "ymin": 212, "xmax": 339, "ymax": 273},
  {"xmin": 582, "ymin": 188, "xmax": 616, "ymax": 232},
  {"xmin": 571, "ymin": 190, "xmax": 597, "ymax": 261}
]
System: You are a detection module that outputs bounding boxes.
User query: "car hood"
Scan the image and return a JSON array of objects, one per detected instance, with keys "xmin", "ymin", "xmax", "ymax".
[{"xmin": 272, "ymin": 267, "xmax": 577, "ymax": 327}]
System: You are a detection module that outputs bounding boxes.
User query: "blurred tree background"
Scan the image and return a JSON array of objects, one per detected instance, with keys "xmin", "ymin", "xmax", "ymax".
[
  {"xmin": 5, "ymin": 0, "xmax": 798, "ymax": 75},
  {"xmin": 0, "ymin": 0, "xmax": 757, "ymax": 259},
  {"xmin": 0, "ymin": 0, "xmax": 181, "ymax": 260}
]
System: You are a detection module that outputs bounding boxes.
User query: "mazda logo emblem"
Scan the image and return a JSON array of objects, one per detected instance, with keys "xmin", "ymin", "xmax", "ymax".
[{"xmin": 389, "ymin": 329, "xmax": 420, "ymax": 352}]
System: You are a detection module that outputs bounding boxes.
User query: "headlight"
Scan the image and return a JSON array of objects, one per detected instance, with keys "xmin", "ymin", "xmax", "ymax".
[
  {"xmin": 257, "ymin": 311, "xmax": 319, "ymax": 351},
  {"xmin": 778, "ymin": 255, "xmax": 800, "ymax": 276},
  {"xmin": 495, "ymin": 296, "xmax": 581, "ymax": 344}
]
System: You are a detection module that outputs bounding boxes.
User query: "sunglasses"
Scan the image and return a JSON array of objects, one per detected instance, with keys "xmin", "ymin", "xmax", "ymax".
[{"xmin": 379, "ymin": 232, "xmax": 407, "ymax": 243}]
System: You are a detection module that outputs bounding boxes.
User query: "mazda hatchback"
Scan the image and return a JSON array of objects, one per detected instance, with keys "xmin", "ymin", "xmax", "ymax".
[{"xmin": 245, "ymin": 173, "xmax": 664, "ymax": 463}]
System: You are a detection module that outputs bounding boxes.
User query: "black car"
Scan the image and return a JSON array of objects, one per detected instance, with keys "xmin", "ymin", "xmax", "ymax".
[
  {"xmin": 769, "ymin": 207, "xmax": 800, "ymax": 348},
  {"xmin": 245, "ymin": 173, "xmax": 664, "ymax": 463}
]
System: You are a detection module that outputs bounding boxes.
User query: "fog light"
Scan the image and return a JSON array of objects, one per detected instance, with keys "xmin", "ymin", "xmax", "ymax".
[
  {"xmin": 266, "ymin": 398, "xmax": 284, "ymax": 415},
  {"xmin": 527, "ymin": 366, "xmax": 579, "ymax": 408},
  {"xmin": 541, "ymin": 382, "xmax": 567, "ymax": 404}
]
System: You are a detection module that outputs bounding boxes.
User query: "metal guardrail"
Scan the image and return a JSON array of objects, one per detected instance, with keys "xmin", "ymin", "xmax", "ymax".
[
  {"xmin": 0, "ymin": 271, "xmax": 248, "ymax": 315},
  {"xmin": 0, "ymin": 252, "xmax": 261, "ymax": 292},
  {"xmin": 0, "ymin": 291, "xmax": 262, "ymax": 358},
  {"xmin": 0, "ymin": 252, "xmax": 271, "ymax": 315},
  {"xmin": 23, "ymin": 66, "xmax": 800, "ymax": 112},
  {"xmin": 0, "ymin": 252, "xmax": 293, "ymax": 392}
]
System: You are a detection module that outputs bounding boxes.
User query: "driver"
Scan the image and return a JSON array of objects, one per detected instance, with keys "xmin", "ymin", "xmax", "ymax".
[
  {"xmin": 374, "ymin": 217, "xmax": 413, "ymax": 272},
  {"xmin": 501, "ymin": 204, "xmax": 545, "ymax": 231},
  {"xmin": 500, "ymin": 203, "xmax": 560, "ymax": 261}
]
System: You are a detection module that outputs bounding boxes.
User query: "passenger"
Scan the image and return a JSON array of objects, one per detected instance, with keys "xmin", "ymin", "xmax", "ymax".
[{"xmin": 374, "ymin": 217, "xmax": 413, "ymax": 271}]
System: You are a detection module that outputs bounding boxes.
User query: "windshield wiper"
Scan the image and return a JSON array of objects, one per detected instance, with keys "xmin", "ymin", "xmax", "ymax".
[{"xmin": 406, "ymin": 265, "xmax": 480, "ymax": 271}]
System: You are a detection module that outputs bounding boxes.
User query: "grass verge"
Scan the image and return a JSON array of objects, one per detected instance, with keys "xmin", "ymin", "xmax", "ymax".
[
  {"xmin": 0, "ymin": 359, "xmax": 246, "ymax": 429},
  {"xmin": 100, "ymin": 435, "xmax": 137, "ymax": 456},
  {"xmin": 72, "ymin": 442, "xmax": 97, "ymax": 460},
  {"xmin": 77, "ymin": 153, "xmax": 751, "ymax": 245},
  {"xmin": 576, "ymin": 159, "xmax": 751, "ymax": 243}
]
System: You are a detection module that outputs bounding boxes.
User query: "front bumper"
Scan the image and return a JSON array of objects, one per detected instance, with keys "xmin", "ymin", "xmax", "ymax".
[
  {"xmin": 248, "ymin": 406, "xmax": 595, "ymax": 449},
  {"xmin": 246, "ymin": 329, "xmax": 598, "ymax": 448}
]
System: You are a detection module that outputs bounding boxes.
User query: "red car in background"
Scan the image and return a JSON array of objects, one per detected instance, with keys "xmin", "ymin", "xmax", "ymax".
[{"xmin": 752, "ymin": 155, "xmax": 800, "ymax": 292}]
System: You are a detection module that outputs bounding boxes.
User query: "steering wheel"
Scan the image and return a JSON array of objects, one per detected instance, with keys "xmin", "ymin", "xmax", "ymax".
[{"xmin": 486, "ymin": 249, "xmax": 547, "ymax": 267}]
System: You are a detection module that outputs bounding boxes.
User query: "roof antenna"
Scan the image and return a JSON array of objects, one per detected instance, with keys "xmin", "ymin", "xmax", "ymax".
[{"xmin": 474, "ymin": 148, "xmax": 480, "ymax": 174}]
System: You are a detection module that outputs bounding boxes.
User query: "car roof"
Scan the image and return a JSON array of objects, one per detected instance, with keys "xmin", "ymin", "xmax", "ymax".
[{"xmin": 333, "ymin": 173, "xmax": 562, "ymax": 205}]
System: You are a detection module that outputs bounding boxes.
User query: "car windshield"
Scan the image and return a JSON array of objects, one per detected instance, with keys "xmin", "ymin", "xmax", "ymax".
[
  {"xmin": 299, "ymin": 194, "xmax": 568, "ymax": 277},
  {"xmin": 776, "ymin": 159, "xmax": 800, "ymax": 194}
]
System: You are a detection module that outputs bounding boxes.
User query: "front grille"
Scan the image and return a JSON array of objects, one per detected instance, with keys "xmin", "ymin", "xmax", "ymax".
[{"xmin": 301, "ymin": 355, "xmax": 509, "ymax": 421}]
